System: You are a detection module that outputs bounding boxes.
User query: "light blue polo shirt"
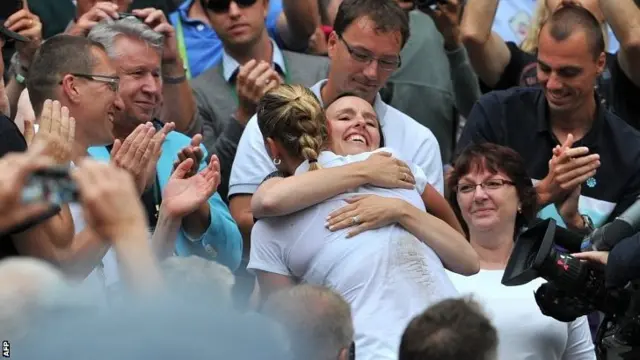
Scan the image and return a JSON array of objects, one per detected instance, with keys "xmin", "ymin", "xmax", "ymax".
[{"xmin": 168, "ymin": 0, "xmax": 284, "ymax": 79}]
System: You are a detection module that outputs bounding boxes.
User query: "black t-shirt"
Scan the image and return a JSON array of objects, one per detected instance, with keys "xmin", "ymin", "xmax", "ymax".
[
  {"xmin": 457, "ymin": 87, "xmax": 640, "ymax": 226},
  {"xmin": 481, "ymin": 42, "xmax": 640, "ymax": 130},
  {"xmin": 0, "ymin": 115, "xmax": 60, "ymax": 259}
]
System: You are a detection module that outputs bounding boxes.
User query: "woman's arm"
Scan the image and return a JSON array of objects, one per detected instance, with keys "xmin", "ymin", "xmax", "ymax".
[
  {"xmin": 397, "ymin": 201, "xmax": 479, "ymax": 275},
  {"xmin": 326, "ymin": 195, "xmax": 479, "ymax": 275},
  {"xmin": 252, "ymin": 152, "xmax": 415, "ymax": 218},
  {"xmin": 422, "ymin": 184, "xmax": 465, "ymax": 235},
  {"xmin": 255, "ymin": 271, "xmax": 296, "ymax": 307}
]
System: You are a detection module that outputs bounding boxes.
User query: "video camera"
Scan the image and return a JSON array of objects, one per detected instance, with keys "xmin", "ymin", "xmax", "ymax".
[{"xmin": 502, "ymin": 205, "xmax": 640, "ymax": 359}]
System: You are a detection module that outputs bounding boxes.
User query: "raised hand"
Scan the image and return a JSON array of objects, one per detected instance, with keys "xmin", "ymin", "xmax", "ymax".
[
  {"xmin": 419, "ymin": 0, "xmax": 463, "ymax": 50},
  {"xmin": 110, "ymin": 122, "xmax": 157, "ymax": 193},
  {"xmin": 4, "ymin": 6, "xmax": 43, "ymax": 66},
  {"xmin": 162, "ymin": 155, "xmax": 221, "ymax": 219},
  {"xmin": 234, "ymin": 59, "xmax": 283, "ymax": 124},
  {"xmin": 68, "ymin": 1, "xmax": 120, "ymax": 37},
  {"xmin": 30, "ymin": 100, "xmax": 76, "ymax": 165},
  {"xmin": 131, "ymin": 8, "xmax": 179, "ymax": 65},
  {"xmin": 538, "ymin": 134, "xmax": 600, "ymax": 206},
  {"xmin": 171, "ymin": 134, "xmax": 204, "ymax": 178},
  {"xmin": 0, "ymin": 150, "xmax": 56, "ymax": 232}
]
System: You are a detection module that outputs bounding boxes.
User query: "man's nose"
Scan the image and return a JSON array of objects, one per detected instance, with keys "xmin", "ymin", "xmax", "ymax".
[
  {"xmin": 546, "ymin": 72, "xmax": 564, "ymax": 91},
  {"xmin": 362, "ymin": 60, "xmax": 379, "ymax": 79}
]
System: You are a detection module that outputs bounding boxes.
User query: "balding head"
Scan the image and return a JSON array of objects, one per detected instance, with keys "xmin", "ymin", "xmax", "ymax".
[
  {"xmin": 0, "ymin": 258, "xmax": 68, "ymax": 339},
  {"xmin": 263, "ymin": 285, "xmax": 354, "ymax": 360}
]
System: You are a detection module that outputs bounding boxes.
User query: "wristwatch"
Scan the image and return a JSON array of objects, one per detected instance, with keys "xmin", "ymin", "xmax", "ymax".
[{"xmin": 10, "ymin": 53, "xmax": 28, "ymax": 85}]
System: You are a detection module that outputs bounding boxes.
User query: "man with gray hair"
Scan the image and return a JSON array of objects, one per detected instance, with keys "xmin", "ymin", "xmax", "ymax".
[
  {"xmin": 0, "ymin": 257, "xmax": 72, "ymax": 340},
  {"xmin": 263, "ymin": 284, "xmax": 355, "ymax": 360},
  {"xmin": 82, "ymin": 14, "xmax": 243, "ymax": 286}
]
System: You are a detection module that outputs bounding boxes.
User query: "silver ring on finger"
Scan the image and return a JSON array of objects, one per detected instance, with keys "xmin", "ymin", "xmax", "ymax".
[{"xmin": 351, "ymin": 216, "xmax": 359, "ymax": 225}]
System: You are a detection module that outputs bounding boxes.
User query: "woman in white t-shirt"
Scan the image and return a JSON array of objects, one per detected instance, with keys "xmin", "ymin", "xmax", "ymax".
[
  {"xmin": 248, "ymin": 84, "xmax": 478, "ymax": 360},
  {"xmin": 446, "ymin": 142, "xmax": 596, "ymax": 360}
]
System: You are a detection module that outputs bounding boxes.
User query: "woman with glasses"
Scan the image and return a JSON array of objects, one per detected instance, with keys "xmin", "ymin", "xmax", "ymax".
[
  {"xmin": 248, "ymin": 84, "xmax": 478, "ymax": 360},
  {"xmin": 446, "ymin": 142, "xmax": 595, "ymax": 360}
]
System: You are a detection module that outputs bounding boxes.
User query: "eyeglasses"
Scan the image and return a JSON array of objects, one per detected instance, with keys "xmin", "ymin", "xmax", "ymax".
[
  {"xmin": 455, "ymin": 179, "xmax": 515, "ymax": 194},
  {"xmin": 338, "ymin": 35, "xmax": 402, "ymax": 71},
  {"xmin": 204, "ymin": 0, "xmax": 258, "ymax": 13},
  {"xmin": 63, "ymin": 73, "xmax": 120, "ymax": 92}
]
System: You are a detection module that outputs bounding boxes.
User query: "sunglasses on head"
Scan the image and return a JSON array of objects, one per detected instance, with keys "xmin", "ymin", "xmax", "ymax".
[{"xmin": 204, "ymin": 0, "xmax": 258, "ymax": 13}]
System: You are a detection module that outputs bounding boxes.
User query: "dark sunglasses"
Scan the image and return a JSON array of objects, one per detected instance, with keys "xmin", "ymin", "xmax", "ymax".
[{"xmin": 203, "ymin": 0, "xmax": 258, "ymax": 13}]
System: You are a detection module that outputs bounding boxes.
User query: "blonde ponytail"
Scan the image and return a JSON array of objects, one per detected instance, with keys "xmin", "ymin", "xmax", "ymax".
[{"xmin": 256, "ymin": 84, "xmax": 327, "ymax": 171}]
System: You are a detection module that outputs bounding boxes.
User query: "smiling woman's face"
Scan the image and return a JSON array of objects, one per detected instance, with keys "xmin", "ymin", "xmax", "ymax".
[{"xmin": 325, "ymin": 95, "xmax": 381, "ymax": 156}]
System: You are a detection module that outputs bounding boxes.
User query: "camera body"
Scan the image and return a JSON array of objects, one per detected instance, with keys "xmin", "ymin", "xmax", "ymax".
[
  {"xmin": 22, "ymin": 166, "xmax": 79, "ymax": 206},
  {"xmin": 502, "ymin": 219, "xmax": 640, "ymax": 359}
]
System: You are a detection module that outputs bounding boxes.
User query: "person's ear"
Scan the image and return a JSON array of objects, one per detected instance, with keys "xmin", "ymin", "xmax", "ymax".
[
  {"xmin": 327, "ymin": 31, "xmax": 339, "ymax": 59},
  {"xmin": 265, "ymin": 137, "xmax": 280, "ymax": 159},
  {"xmin": 61, "ymin": 75, "xmax": 82, "ymax": 106}
]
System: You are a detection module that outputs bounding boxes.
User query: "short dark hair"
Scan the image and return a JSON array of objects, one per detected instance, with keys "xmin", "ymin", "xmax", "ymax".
[
  {"xmin": 399, "ymin": 297, "xmax": 498, "ymax": 360},
  {"xmin": 27, "ymin": 34, "xmax": 104, "ymax": 116},
  {"xmin": 540, "ymin": 1, "xmax": 605, "ymax": 60},
  {"xmin": 448, "ymin": 143, "xmax": 537, "ymax": 237},
  {"xmin": 333, "ymin": 0, "xmax": 410, "ymax": 48}
]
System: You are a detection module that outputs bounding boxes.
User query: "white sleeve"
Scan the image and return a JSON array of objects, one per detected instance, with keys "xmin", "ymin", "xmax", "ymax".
[
  {"xmin": 247, "ymin": 220, "xmax": 292, "ymax": 276},
  {"xmin": 412, "ymin": 164, "xmax": 428, "ymax": 195},
  {"xmin": 228, "ymin": 115, "xmax": 277, "ymax": 197},
  {"xmin": 561, "ymin": 316, "xmax": 596, "ymax": 360}
]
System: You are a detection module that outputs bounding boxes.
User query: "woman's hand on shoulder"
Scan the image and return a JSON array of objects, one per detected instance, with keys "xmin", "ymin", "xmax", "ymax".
[{"xmin": 362, "ymin": 152, "xmax": 415, "ymax": 189}]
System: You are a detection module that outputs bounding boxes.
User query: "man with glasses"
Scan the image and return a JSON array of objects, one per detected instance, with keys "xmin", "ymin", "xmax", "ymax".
[
  {"xmin": 185, "ymin": 0, "xmax": 329, "ymax": 203},
  {"xmin": 6, "ymin": 34, "xmax": 124, "ymax": 279},
  {"xmin": 228, "ymin": 0, "xmax": 444, "ymax": 275},
  {"xmin": 86, "ymin": 15, "xmax": 243, "ymax": 286},
  {"xmin": 168, "ymin": 0, "xmax": 320, "ymax": 79}
]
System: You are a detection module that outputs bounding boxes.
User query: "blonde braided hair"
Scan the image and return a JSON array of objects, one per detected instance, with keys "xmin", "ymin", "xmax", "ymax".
[{"xmin": 257, "ymin": 84, "xmax": 328, "ymax": 171}]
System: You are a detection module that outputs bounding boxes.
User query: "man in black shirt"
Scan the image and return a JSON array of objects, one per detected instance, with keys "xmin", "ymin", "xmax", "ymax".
[
  {"xmin": 461, "ymin": 0, "xmax": 640, "ymax": 129},
  {"xmin": 457, "ymin": 4, "xmax": 640, "ymax": 232}
]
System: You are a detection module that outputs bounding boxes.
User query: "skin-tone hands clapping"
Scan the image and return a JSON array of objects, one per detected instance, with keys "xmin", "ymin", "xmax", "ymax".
[
  {"xmin": 25, "ymin": 99, "xmax": 76, "ymax": 165},
  {"xmin": 536, "ymin": 134, "xmax": 600, "ymax": 208},
  {"xmin": 110, "ymin": 122, "xmax": 174, "ymax": 194},
  {"xmin": 163, "ymin": 155, "xmax": 221, "ymax": 219}
]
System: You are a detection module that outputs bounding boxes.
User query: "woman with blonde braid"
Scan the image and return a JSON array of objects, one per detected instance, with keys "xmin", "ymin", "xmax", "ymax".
[{"xmin": 248, "ymin": 84, "xmax": 478, "ymax": 360}]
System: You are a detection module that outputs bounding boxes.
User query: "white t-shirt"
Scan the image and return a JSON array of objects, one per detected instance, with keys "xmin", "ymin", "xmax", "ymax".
[
  {"xmin": 248, "ymin": 150, "xmax": 457, "ymax": 360},
  {"xmin": 228, "ymin": 79, "xmax": 444, "ymax": 198},
  {"xmin": 448, "ymin": 269, "xmax": 596, "ymax": 360}
]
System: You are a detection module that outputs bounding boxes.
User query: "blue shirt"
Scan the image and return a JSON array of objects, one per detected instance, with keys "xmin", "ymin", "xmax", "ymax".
[
  {"xmin": 169, "ymin": 0, "xmax": 284, "ymax": 79},
  {"xmin": 88, "ymin": 128, "xmax": 243, "ymax": 272}
]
